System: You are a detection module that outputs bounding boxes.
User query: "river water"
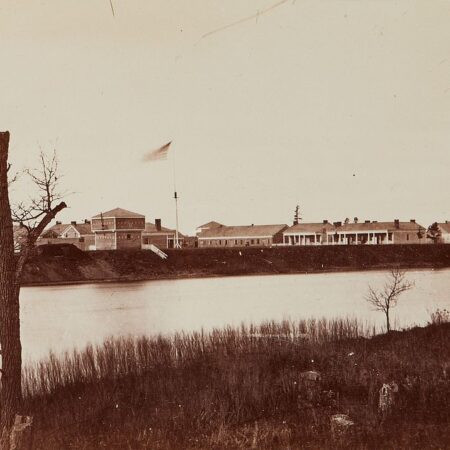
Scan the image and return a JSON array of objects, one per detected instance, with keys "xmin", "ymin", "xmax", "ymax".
[{"xmin": 20, "ymin": 269, "xmax": 449, "ymax": 363}]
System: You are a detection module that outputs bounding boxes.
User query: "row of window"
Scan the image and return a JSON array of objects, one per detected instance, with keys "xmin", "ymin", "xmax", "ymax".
[
  {"xmin": 201, "ymin": 238, "xmax": 269, "ymax": 246},
  {"xmin": 97, "ymin": 234, "xmax": 134, "ymax": 240}
]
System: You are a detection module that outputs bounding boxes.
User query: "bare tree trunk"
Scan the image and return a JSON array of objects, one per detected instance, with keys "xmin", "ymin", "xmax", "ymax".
[
  {"xmin": 385, "ymin": 308, "xmax": 390, "ymax": 333},
  {"xmin": 0, "ymin": 131, "xmax": 23, "ymax": 438}
]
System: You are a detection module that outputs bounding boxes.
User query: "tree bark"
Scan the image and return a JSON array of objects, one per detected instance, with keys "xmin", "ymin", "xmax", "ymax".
[{"xmin": 0, "ymin": 131, "xmax": 23, "ymax": 436}]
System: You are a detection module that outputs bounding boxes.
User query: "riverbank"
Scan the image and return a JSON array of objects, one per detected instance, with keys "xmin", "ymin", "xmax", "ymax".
[
  {"xmin": 24, "ymin": 318, "xmax": 450, "ymax": 449},
  {"xmin": 21, "ymin": 243, "xmax": 450, "ymax": 286}
]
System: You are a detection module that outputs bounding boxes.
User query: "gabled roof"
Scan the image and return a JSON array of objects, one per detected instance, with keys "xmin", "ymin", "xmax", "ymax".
[
  {"xmin": 437, "ymin": 222, "xmax": 450, "ymax": 234},
  {"xmin": 43, "ymin": 222, "xmax": 93, "ymax": 238},
  {"xmin": 61, "ymin": 223, "xmax": 94, "ymax": 236},
  {"xmin": 337, "ymin": 221, "xmax": 425, "ymax": 232},
  {"xmin": 285, "ymin": 223, "xmax": 335, "ymax": 234},
  {"xmin": 92, "ymin": 208, "xmax": 145, "ymax": 219},
  {"xmin": 43, "ymin": 222, "xmax": 69, "ymax": 237},
  {"xmin": 197, "ymin": 221, "xmax": 223, "ymax": 229},
  {"xmin": 198, "ymin": 224, "xmax": 288, "ymax": 239},
  {"xmin": 143, "ymin": 222, "xmax": 185, "ymax": 237}
]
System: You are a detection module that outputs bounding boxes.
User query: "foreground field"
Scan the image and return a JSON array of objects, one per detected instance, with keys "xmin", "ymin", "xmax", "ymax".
[{"xmin": 23, "ymin": 318, "xmax": 449, "ymax": 449}]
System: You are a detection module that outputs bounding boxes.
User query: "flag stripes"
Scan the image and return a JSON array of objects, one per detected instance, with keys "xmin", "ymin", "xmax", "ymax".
[{"xmin": 143, "ymin": 141, "xmax": 171, "ymax": 162}]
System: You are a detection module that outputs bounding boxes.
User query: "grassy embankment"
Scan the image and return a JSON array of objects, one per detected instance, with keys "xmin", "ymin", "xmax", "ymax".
[
  {"xmin": 21, "ymin": 243, "xmax": 450, "ymax": 285},
  {"xmin": 23, "ymin": 316, "xmax": 450, "ymax": 449}
]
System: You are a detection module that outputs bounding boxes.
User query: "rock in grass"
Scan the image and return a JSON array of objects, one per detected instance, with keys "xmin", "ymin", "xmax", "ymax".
[
  {"xmin": 378, "ymin": 381, "xmax": 398, "ymax": 415},
  {"xmin": 300, "ymin": 370, "xmax": 322, "ymax": 382},
  {"xmin": 330, "ymin": 414, "xmax": 354, "ymax": 438},
  {"xmin": 298, "ymin": 371, "xmax": 322, "ymax": 403}
]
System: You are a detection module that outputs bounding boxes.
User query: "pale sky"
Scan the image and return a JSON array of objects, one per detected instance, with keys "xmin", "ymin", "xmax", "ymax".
[{"xmin": 1, "ymin": 0, "xmax": 449, "ymax": 234}]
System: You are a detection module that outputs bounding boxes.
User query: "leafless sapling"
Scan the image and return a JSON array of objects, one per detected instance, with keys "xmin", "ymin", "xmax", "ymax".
[{"xmin": 365, "ymin": 268, "xmax": 414, "ymax": 333}]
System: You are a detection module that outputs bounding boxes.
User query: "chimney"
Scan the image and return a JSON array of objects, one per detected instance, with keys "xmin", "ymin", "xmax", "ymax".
[
  {"xmin": 394, "ymin": 219, "xmax": 400, "ymax": 229},
  {"xmin": 333, "ymin": 221, "xmax": 342, "ymax": 227},
  {"xmin": 372, "ymin": 220, "xmax": 378, "ymax": 223},
  {"xmin": 56, "ymin": 221, "xmax": 61, "ymax": 225},
  {"xmin": 354, "ymin": 217, "xmax": 359, "ymax": 224},
  {"xmin": 71, "ymin": 221, "xmax": 76, "ymax": 225},
  {"xmin": 365, "ymin": 220, "xmax": 370, "ymax": 223},
  {"xmin": 323, "ymin": 219, "xmax": 328, "ymax": 224},
  {"xmin": 84, "ymin": 219, "xmax": 91, "ymax": 224},
  {"xmin": 410, "ymin": 219, "xmax": 416, "ymax": 223},
  {"xmin": 155, "ymin": 219, "xmax": 162, "ymax": 231}
]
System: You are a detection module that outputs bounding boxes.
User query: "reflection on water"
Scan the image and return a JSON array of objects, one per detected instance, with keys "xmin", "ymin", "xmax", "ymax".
[{"xmin": 20, "ymin": 269, "xmax": 449, "ymax": 363}]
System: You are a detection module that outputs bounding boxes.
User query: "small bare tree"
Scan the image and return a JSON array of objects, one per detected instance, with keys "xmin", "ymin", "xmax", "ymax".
[
  {"xmin": 0, "ymin": 131, "xmax": 67, "ymax": 445},
  {"xmin": 365, "ymin": 268, "xmax": 414, "ymax": 333}
]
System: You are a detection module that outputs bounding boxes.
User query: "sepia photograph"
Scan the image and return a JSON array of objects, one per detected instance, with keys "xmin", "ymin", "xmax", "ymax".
[{"xmin": 0, "ymin": 1, "xmax": 449, "ymax": 448}]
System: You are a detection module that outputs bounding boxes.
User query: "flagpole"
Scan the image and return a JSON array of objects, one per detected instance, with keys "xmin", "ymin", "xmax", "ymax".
[
  {"xmin": 143, "ymin": 141, "xmax": 180, "ymax": 249},
  {"xmin": 171, "ymin": 144, "xmax": 181, "ymax": 249}
]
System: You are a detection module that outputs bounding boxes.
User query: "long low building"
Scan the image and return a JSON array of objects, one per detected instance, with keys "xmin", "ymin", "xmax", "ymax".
[
  {"xmin": 283, "ymin": 221, "xmax": 335, "ymax": 246},
  {"xmin": 283, "ymin": 219, "xmax": 427, "ymax": 245},
  {"xmin": 197, "ymin": 222, "xmax": 288, "ymax": 247}
]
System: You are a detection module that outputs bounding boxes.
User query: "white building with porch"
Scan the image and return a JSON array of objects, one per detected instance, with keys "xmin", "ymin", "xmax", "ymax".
[
  {"xmin": 283, "ymin": 221, "xmax": 335, "ymax": 245},
  {"xmin": 328, "ymin": 220, "xmax": 426, "ymax": 245},
  {"xmin": 283, "ymin": 219, "xmax": 427, "ymax": 246}
]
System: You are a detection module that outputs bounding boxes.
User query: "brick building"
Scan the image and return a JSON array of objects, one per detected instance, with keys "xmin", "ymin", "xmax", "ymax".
[
  {"xmin": 91, "ymin": 208, "xmax": 145, "ymax": 250},
  {"xmin": 142, "ymin": 219, "xmax": 185, "ymax": 249}
]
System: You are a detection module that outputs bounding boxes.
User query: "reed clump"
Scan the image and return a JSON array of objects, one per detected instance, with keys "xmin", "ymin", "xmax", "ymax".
[{"xmin": 22, "ymin": 317, "xmax": 450, "ymax": 449}]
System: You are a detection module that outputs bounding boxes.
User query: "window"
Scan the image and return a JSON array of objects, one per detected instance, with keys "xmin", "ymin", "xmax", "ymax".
[
  {"xmin": 127, "ymin": 234, "xmax": 131, "ymax": 240},
  {"xmin": 257, "ymin": 239, "xmax": 260, "ymax": 245},
  {"xmin": 251, "ymin": 239, "xmax": 254, "ymax": 245},
  {"xmin": 406, "ymin": 234, "xmax": 409, "ymax": 241}
]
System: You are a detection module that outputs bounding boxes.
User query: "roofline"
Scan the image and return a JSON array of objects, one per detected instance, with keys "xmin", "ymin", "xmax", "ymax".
[
  {"xmin": 198, "ymin": 235, "xmax": 278, "ymax": 240},
  {"xmin": 60, "ymin": 224, "xmax": 81, "ymax": 237},
  {"xmin": 92, "ymin": 216, "xmax": 145, "ymax": 220}
]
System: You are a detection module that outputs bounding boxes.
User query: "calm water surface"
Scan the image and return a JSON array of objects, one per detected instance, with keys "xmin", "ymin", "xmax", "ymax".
[{"xmin": 20, "ymin": 269, "xmax": 449, "ymax": 363}]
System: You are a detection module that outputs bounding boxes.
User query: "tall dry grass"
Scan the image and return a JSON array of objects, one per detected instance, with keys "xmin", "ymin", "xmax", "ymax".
[
  {"xmin": 23, "ymin": 317, "xmax": 371, "ymax": 398},
  {"xmin": 22, "ymin": 317, "xmax": 450, "ymax": 449}
]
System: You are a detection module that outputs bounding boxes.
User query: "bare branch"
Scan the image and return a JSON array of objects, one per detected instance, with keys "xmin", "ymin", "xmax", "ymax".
[
  {"xmin": 15, "ymin": 201, "xmax": 67, "ymax": 281},
  {"xmin": 365, "ymin": 268, "xmax": 414, "ymax": 332},
  {"xmin": 10, "ymin": 147, "xmax": 68, "ymax": 277},
  {"xmin": 11, "ymin": 149, "xmax": 66, "ymax": 227}
]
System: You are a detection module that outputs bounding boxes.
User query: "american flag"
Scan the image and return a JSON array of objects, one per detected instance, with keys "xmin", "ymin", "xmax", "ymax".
[{"xmin": 143, "ymin": 141, "xmax": 171, "ymax": 162}]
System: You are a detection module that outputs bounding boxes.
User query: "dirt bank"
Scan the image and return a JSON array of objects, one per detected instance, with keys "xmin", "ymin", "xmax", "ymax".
[{"xmin": 20, "ymin": 243, "xmax": 450, "ymax": 286}]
